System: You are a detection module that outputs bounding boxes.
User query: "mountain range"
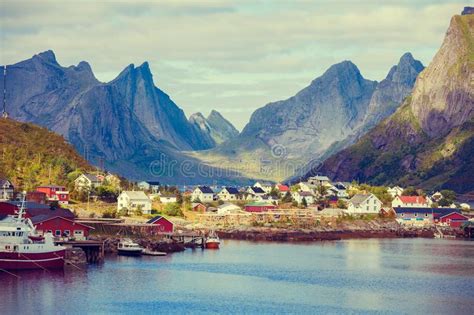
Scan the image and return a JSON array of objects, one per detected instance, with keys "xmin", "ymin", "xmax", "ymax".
[
  {"xmin": 2, "ymin": 10, "xmax": 471, "ymax": 192},
  {"xmin": 309, "ymin": 13, "xmax": 474, "ymax": 194},
  {"xmin": 0, "ymin": 52, "xmax": 246, "ymax": 184},
  {"xmin": 194, "ymin": 53, "xmax": 424, "ymax": 181}
]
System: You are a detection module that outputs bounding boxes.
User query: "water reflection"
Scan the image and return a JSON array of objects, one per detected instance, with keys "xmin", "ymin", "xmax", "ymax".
[{"xmin": 2, "ymin": 239, "xmax": 473, "ymax": 314}]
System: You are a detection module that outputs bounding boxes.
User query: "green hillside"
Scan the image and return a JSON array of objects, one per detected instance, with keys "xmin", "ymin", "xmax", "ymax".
[{"xmin": 0, "ymin": 118, "xmax": 92, "ymax": 191}]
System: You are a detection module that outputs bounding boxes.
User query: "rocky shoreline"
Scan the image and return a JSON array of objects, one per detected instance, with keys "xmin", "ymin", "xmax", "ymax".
[{"xmin": 215, "ymin": 220, "xmax": 464, "ymax": 242}]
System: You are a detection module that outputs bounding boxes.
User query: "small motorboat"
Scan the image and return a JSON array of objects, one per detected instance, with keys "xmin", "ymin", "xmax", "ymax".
[
  {"xmin": 205, "ymin": 231, "xmax": 220, "ymax": 249},
  {"xmin": 142, "ymin": 249, "xmax": 167, "ymax": 256},
  {"xmin": 117, "ymin": 239, "xmax": 143, "ymax": 256}
]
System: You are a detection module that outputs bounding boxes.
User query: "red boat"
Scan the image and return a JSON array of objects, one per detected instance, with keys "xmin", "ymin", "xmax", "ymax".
[
  {"xmin": 0, "ymin": 198, "xmax": 66, "ymax": 270},
  {"xmin": 205, "ymin": 231, "xmax": 220, "ymax": 249}
]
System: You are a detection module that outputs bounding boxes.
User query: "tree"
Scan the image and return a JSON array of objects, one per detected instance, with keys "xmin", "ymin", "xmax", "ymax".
[
  {"xmin": 176, "ymin": 190, "xmax": 183, "ymax": 205},
  {"xmin": 282, "ymin": 191, "xmax": 292, "ymax": 203},
  {"xmin": 269, "ymin": 188, "xmax": 279, "ymax": 198},
  {"xmin": 440, "ymin": 190, "xmax": 456, "ymax": 204},
  {"xmin": 337, "ymin": 199, "xmax": 347, "ymax": 209},
  {"xmin": 301, "ymin": 197, "xmax": 308, "ymax": 208},
  {"xmin": 134, "ymin": 204, "xmax": 143, "ymax": 216},
  {"xmin": 164, "ymin": 202, "xmax": 183, "ymax": 217},
  {"xmin": 402, "ymin": 186, "xmax": 418, "ymax": 196},
  {"xmin": 290, "ymin": 184, "xmax": 301, "ymax": 192},
  {"xmin": 118, "ymin": 207, "xmax": 129, "ymax": 217}
]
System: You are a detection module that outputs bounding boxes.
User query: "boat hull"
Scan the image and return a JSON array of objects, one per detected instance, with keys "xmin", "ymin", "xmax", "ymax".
[
  {"xmin": 117, "ymin": 249, "xmax": 142, "ymax": 256},
  {"xmin": 205, "ymin": 242, "xmax": 220, "ymax": 249},
  {"xmin": 0, "ymin": 249, "xmax": 65, "ymax": 270}
]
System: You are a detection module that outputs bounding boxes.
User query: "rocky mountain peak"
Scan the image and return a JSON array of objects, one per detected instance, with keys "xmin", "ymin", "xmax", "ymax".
[
  {"xmin": 386, "ymin": 52, "xmax": 424, "ymax": 84},
  {"xmin": 410, "ymin": 13, "xmax": 474, "ymax": 137},
  {"xmin": 317, "ymin": 60, "xmax": 362, "ymax": 82},
  {"xmin": 35, "ymin": 50, "xmax": 57, "ymax": 64}
]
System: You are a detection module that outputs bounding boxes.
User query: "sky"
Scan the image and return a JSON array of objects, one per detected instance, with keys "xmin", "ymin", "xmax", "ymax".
[{"xmin": 0, "ymin": 0, "xmax": 467, "ymax": 130}]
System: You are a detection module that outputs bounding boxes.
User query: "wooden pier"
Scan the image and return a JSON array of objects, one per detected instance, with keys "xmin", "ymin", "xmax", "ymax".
[
  {"xmin": 56, "ymin": 240, "xmax": 105, "ymax": 264},
  {"xmin": 170, "ymin": 233, "xmax": 206, "ymax": 249}
]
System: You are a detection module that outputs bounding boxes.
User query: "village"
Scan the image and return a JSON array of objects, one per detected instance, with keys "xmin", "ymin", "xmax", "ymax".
[{"xmin": 1, "ymin": 172, "xmax": 474, "ymax": 246}]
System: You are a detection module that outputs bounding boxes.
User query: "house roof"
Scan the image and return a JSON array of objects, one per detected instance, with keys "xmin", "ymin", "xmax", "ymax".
[
  {"xmin": 223, "ymin": 187, "xmax": 239, "ymax": 194},
  {"xmin": 31, "ymin": 215, "xmax": 94, "ymax": 229},
  {"xmin": 80, "ymin": 174, "xmax": 100, "ymax": 182},
  {"xmin": 393, "ymin": 207, "xmax": 462, "ymax": 218},
  {"xmin": 245, "ymin": 202, "xmax": 276, "ymax": 207},
  {"xmin": 277, "ymin": 184, "xmax": 289, "ymax": 192},
  {"xmin": 121, "ymin": 191, "xmax": 150, "ymax": 200},
  {"xmin": 146, "ymin": 181, "xmax": 161, "ymax": 186},
  {"xmin": 4, "ymin": 201, "xmax": 74, "ymax": 219},
  {"xmin": 197, "ymin": 186, "xmax": 214, "ymax": 194},
  {"xmin": 192, "ymin": 203, "xmax": 205, "ymax": 208},
  {"xmin": 0, "ymin": 178, "xmax": 13, "ymax": 187},
  {"xmin": 249, "ymin": 186, "xmax": 265, "ymax": 194},
  {"xmin": 397, "ymin": 196, "xmax": 428, "ymax": 204},
  {"xmin": 160, "ymin": 193, "xmax": 176, "ymax": 198},
  {"xmin": 349, "ymin": 194, "xmax": 372, "ymax": 206},
  {"xmin": 37, "ymin": 185, "xmax": 65, "ymax": 189},
  {"xmin": 311, "ymin": 176, "xmax": 330, "ymax": 181},
  {"xmin": 146, "ymin": 215, "xmax": 173, "ymax": 224}
]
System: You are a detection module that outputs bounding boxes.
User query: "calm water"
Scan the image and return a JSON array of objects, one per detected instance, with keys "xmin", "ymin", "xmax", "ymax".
[{"xmin": 2, "ymin": 238, "xmax": 473, "ymax": 314}]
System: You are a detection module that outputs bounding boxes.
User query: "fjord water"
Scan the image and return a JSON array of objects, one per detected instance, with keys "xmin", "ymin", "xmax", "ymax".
[{"xmin": 2, "ymin": 239, "xmax": 473, "ymax": 314}]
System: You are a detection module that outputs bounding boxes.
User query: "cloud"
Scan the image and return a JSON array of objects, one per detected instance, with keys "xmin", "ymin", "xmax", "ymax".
[{"xmin": 0, "ymin": 0, "xmax": 465, "ymax": 129}]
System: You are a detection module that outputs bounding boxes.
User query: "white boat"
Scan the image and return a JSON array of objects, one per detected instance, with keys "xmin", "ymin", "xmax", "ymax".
[
  {"xmin": 0, "ymin": 197, "xmax": 66, "ymax": 270},
  {"xmin": 117, "ymin": 239, "xmax": 143, "ymax": 256},
  {"xmin": 205, "ymin": 231, "xmax": 220, "ymax": 249}
]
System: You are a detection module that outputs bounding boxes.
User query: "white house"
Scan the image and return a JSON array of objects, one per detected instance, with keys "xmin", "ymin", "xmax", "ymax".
[
  {"xmin": 298, "ymin": 182, "xmax": 315, "ymax": 193},
  {"xmin": 217, "ymin": 187, "xmax": 240, "ymax": 201},
  {"xmin": 75, "ymin": 174, "xmax": 102, "ymax": 191},
  {"xmin": 307, "ymin": 175, "xmax": 331, "ymax": 187},
  {"xmin": 292, "ymin": 191, "xmax": 315, "ymax": 205},
  {"xmin": 0, "ymin": 178, "xmax": 14, "ymax": 200},
  {"xmin": 392, "ymin": 196, "xmax": 430, "ymax": 208},
  {"xmin": 253, "ymin": 182, "xmax": 273, "ymax": 194},
  {"xmin": 387, "ymin": 186, "xmax": 404, "ymax": 198},
  {"xmin": 117, "ymin": 191, "xmax": 152, "ymax": 214},
  {"xmin": 137, "ymin": 181, "xmax": 160, "ymax": 193},
  {"xmin": 192, "ymin": 186, "xmax": 215, "ymax": 202},
  {"xmin": 158, "ymin": 192, "xmax": 177, "ymax": 204},
  {"xmin": 217, "ymin": 203, "xmax": 242, "ymax": 215},
  {"xmin": 346, "ymin": 194, "xmax": 382, "ymax": 214}
]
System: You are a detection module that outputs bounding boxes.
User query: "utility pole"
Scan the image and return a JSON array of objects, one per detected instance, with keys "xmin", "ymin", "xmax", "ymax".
[{"xmin": 2, "ymin": 65, "xmax": 8, "ymax": 119}]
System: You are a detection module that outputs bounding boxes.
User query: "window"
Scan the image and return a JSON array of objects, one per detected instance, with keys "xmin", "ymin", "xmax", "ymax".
[
  {"xmin": 401, "ymin": 213, "xmax": 405, "ymax": 217},
  {"xmin": 414, "ymin": 213, "xmax": 418, "ymax": 217},
  {"xmin": 64, "ymin": 230, "xmax": 70, "ymax": 236},
  {"xmin": 425, "ymin": 213, "xmax": 428, "ymax": 217},
  {"xmin": 47, "ymin": 230, "xmax": 52, "ymax": 234},
  {"xmin": 55, "ymin": 230, "xmax": 61, "ymax": 236},
  {"xmin": 74, "ymin": 230, "xmax": 83, "ymax": 235}
]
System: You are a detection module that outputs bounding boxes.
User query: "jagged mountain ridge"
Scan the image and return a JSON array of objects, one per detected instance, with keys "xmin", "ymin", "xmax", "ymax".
[
  {"xmin": 310, "ymin": 13, "xmax": 474, "ymax": 193},
  {"xmin": 189, "ymin": 110, "xmax": 239, "ymax": 147},
  {"xmin": 1, "ymin": 51, "xmax": 248, "ymax": 184},
  {"xmin": 194, "ymin": 54, "xmax": 423, "ymax": 182}
]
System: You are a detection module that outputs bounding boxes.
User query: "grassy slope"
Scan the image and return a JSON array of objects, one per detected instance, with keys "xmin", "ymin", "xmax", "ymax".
[{"xmin": 0, "ymin": 118, "xmax": 91, "ymax": 190}]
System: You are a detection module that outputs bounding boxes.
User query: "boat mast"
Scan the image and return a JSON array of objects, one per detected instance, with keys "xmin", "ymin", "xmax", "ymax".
[
  {"xmin": 18, "ymin": 192, "xmax": 26, "ymax": 219},
  {"xmin": 2, "ymin": 65, "xmax": 8, "ymax": 119}
]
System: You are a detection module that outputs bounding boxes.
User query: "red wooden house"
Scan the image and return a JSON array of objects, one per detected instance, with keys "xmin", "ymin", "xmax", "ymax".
[
  {"xmin": 36, "ymin": 185, "xmax": 70, "ymax": 205},
  {"xmin": 27, "ymin": 191, "xmax": 47, "ymax": 204},
  {"xmin": 438, "ymin": 212, "xmax": 469, "ymax": 228},
  {"xmin": 32, "ymin": 216, "xmax": 94, "ymax": 240},
  {"xmin": 245, "ymin": 202, "xmax": 277, "ymax": 212},
  {"xmin": 146, "ymin": 215, "xmax": 174, "ymax": 233},
  {"xmin": 192, "ymin": 203, "xmax": 207, "ymax": 212}
]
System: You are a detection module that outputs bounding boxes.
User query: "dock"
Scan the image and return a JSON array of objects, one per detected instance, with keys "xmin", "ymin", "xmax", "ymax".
[{"xmin": 56, "ymin": 240, "xmax": 105, "ymax": 264}]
